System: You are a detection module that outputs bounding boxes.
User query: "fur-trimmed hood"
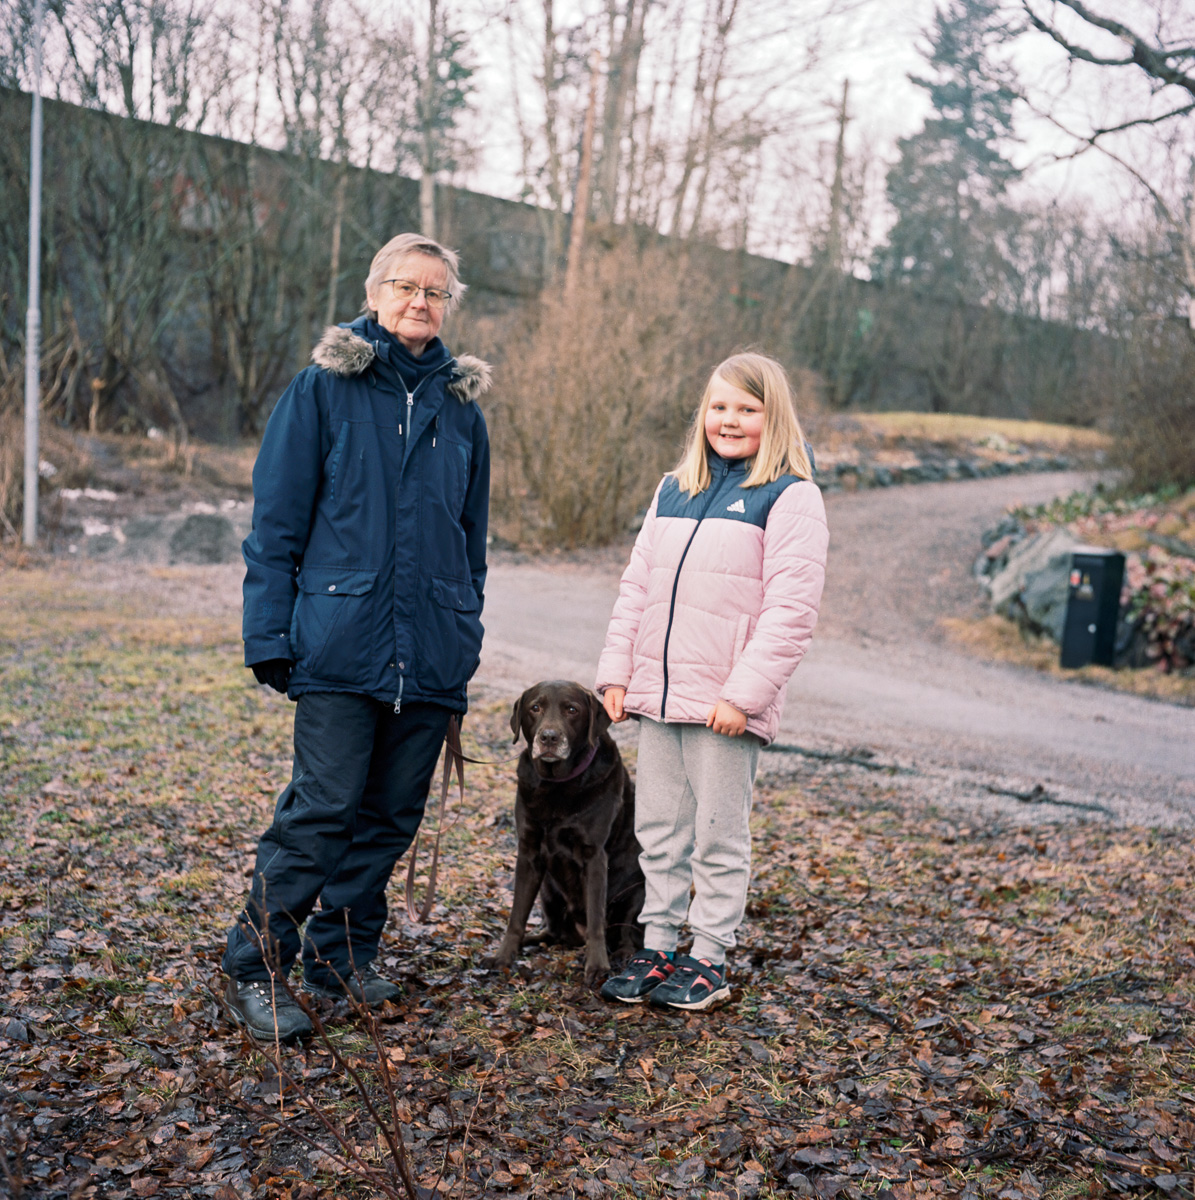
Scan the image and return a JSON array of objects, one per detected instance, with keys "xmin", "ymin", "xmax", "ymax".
[{"xmin": 311, "ymin": 324, "xmax": 493, "ymax": 403}]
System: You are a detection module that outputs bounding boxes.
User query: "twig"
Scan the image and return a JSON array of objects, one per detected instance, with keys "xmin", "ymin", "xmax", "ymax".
[
  {"xmin": 454, "ymin": 1052, "xmax": 504, "ymax": 1200},
  {"xmin": 763, "ymin": 742, "xmax": 915, "ymax": 774},
  {"xmin": 341, "ymin": 920, "xmax": 420, "ymax": 1199},
  {"xmin": 236, "ymin": 914, "xmax": 418, "ymax": 1199},
  {"xmin": 983, "ymin": 783, "xmax": 1114, "ymax": 818},
  {"xmin": 832, "ymin": 992, "xmax": 902, "ymax": 1029},
  {"xmin": 1034, "ymin": 968, "xmax": 1150, "ymax": 999}
]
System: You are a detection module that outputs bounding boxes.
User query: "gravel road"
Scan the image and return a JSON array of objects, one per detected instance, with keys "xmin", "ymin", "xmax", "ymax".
[{"xmin": 476, "ymin": 472, "xmax": 1195, "ymax": 828}]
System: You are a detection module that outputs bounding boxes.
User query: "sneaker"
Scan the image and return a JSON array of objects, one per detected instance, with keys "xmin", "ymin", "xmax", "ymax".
[
  {"xmin": 302, "ymin": 964, "xmax": 401, "ymax": 1007},
  {"xmin": 224, "ymin": 978, "xmax": 313, "ymax": 1041},
  {"xmin": 599, "ymin": 950, "xmax": 676, "ymax": 1004},
  {"xmin": 647, "ymin": 955, "xmax": 730, "ymax": 1011}
]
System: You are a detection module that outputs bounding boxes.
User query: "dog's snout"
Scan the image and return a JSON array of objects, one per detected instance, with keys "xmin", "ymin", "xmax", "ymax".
[{"xmin": 538, "ymin": 727, "xmax": 562, "ymax": 744}]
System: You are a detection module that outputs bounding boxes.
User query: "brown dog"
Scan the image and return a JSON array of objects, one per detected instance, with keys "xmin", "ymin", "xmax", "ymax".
[{"xmin": 485, "ymin": 680, "xmax": 645, "ymax": 984}]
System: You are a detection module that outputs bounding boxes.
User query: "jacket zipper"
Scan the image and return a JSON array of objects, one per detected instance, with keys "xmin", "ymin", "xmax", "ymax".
[
  {"xmin": 659, "ymin": 460, "xmax": 731, "ymax": 719},
  {"xmin": 383, "ymin": 347, "xmax": 452, "ymax": 436},
  {"xmin": 383, "ymin": 351, "xmax": 455, "ymax": 713}
]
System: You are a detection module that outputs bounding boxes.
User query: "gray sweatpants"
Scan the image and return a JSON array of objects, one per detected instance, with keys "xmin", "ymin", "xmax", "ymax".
[{"xmin": 635, "ymin": 717, "xmax": 761, "ymax": 964}]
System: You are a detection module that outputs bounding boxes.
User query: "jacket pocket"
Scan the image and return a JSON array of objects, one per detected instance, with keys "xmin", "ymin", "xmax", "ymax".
[
  {"xmin": 293, "ymin": 566, "xmax": 379, "ymax": 682},
  {"xmin": 421, "ymin": 574, "xmax": 482, "ymax": 693},
  {"xmin": 732, "ymin": 613, "xmax": 752, "ymax": 661},
  {"xmin": 327, "ymin": 421, "xmax": 350, "ymax": 503}
]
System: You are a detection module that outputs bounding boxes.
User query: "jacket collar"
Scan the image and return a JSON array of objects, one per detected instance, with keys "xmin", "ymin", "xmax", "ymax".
[
  {"xmin": 365, "ymin": 319, "xmax": 451, "ymax": 387},
  {"xmin": 310, "ymin": 319, "xmax": 493, "ymax": 403},
  {"xmin": 708, "ymin": 451, "xmax": 750, "ymax": 477}
]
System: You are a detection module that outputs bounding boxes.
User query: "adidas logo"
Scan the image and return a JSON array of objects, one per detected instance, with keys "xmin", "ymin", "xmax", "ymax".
[{"xmin": 726, "ymin": 499, "xmax": 746, "ymax": 513}]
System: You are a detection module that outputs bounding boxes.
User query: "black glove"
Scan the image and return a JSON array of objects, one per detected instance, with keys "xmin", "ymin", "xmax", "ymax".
[{"xmin": 250, "ymin": 658, "xmax": 294, "ymax": 693}]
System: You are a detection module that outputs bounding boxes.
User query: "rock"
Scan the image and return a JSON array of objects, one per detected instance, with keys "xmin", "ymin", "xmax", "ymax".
[
  {"xmin": 987, "ymin": 528, "xmax": 1078, "ymax": 613},
  {"xmin": 169, "ymin": 514, "xmax": 239, "ymax": 564},
  {"xmin": 1018, "ymin": 556, "xmax": 1073, "ymax": 642}
]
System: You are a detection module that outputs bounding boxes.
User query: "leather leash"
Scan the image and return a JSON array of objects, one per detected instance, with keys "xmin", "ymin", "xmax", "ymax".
[
  {"xmin": 403, "ymin": 721, "xmax": 606, "ymax": 922},
  {"xmin": 404, "ymin": 718, "xmax": 523, "ymax": 923},
  {"xmin": 405, "ymin": 716, "xmax": 464, "ymax": 923}
]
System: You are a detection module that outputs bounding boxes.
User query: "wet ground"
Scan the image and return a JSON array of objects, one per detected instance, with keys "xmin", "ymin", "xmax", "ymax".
[{"xmin": 477, "ymin": 472, "xmax": 1195, "ymax": 828}]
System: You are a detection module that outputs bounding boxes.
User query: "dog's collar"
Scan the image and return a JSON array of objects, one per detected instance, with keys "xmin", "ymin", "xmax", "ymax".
[{"xmin": 533, "ymin": 740, "xmax": 600, "ymax": 784}]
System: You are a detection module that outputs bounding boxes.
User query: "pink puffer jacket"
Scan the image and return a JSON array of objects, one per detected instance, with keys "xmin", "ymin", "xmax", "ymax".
[{"xmin": 596, "ymin": 457, "xmax": 828, "ymax": 745}]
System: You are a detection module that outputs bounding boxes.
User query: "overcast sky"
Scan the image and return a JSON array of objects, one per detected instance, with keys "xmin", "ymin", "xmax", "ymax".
[{"xmin": 457, "ymin": 0, "xmax": 1188, "ymax": 259}]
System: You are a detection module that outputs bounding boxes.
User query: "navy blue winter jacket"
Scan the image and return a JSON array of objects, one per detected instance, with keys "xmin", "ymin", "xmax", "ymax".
[{"xmin": 241, "ymin": 316, "xmax": 492, "ymax": 713}]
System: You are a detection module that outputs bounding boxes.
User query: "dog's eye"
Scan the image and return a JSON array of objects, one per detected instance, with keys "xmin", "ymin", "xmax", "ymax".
[
  {"xmin": 567, "ymin": 705, "xmax": 578, "ymax": 714},
  {"xmin": 530, "ymin": 703, "xmax": 540, "ymax": 713}
]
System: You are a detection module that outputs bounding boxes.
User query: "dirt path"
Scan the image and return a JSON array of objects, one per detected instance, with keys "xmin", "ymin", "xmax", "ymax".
[
  {"xmin": 477, "ymin": 472, "xmax": 1195, "ymax": 827},
  {"xmin": 62, "ymin": 470, "xmax": 1192, "ymax": 826}
]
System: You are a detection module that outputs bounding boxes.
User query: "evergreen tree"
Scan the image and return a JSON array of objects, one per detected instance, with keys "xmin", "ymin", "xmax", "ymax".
[{"xmin": 877, "ymin": 0, "xmax": 1021, "ymax": 306}]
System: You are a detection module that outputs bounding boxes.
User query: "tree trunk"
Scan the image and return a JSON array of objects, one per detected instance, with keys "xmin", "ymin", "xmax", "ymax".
[
  {"xmin": 596, "ymin": 0, "xmax": 644, "ymax": 225},
  {"xmin": 827, "ymin": 79, "xmax": 849, "ymax": 272},
  {"xmin": 565, "ymin": 52, "xmax": 601, "ymax": 296},
  {"xmin": 419, "ymin": 0, "xmax": 440, "ymax": 239},
  {"xmin": 326, "ymin": 166, "xmax": 348, "ymax": 325}
]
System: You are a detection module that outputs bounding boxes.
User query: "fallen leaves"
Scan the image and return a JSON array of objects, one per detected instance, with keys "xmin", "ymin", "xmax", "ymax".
[{"xmin": 2, "ymin": 569, "xmax": 1194, "ymax": 1198}]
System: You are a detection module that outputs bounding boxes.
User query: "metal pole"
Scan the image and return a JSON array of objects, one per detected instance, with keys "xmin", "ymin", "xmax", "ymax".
[{"xmin": 23, "ymin": 0, "xmax": 45, "ymax": 546}]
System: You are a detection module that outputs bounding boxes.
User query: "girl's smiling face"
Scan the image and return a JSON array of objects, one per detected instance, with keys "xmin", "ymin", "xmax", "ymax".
[{"xmin": 704, "ymin": 374, "xmax": 764, "ymax": 460}]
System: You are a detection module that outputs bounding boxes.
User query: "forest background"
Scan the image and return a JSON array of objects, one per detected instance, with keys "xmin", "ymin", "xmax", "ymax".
[{"xmin": 1, "ymin": 0, "xmax": 1194, "ymax": 546}]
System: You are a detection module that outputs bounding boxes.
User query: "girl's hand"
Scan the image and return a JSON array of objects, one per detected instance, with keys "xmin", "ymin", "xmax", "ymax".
[
  {"xmin": 706, "ymin": 700, "xmax": 747, "ymax": 737},
  {"xmin": 603, "ymin": 687, "xmax": 628, "ymax": 723}
]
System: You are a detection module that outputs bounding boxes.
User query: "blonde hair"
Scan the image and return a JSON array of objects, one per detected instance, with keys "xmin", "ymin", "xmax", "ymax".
[
  {"xmin": 673, "ymin": 353, "xmax": 813, "ymax": 496},
  {"xmin": 362, "ymin": 233, "xmax": 467, "ymax": 316}
]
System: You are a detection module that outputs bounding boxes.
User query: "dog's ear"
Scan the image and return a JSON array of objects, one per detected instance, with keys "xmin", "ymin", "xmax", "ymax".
[
  {"xmin": 510, "ymin": 691, "xmax": 527, "ymax": 743},
  {"xmin": 587, "ymin": 688, "xmax": 611, "ymax": 746}
]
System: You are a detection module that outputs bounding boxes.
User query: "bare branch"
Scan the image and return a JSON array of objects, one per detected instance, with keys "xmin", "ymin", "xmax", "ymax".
[
  {"xmin": 1022, "ymin": 0, "xmax": 1195, "ymax": 98},
  {"xmin": 1020, "ymin": 96, "xmax": 1179, "ymax": 228}
]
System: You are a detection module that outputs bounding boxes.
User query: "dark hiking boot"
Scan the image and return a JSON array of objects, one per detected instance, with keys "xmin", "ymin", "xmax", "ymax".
[
  {"xmin": 647, "ymin": 955, "xmax": 730, "ymax": 1011},
  {"xmin": 224, "ymin": 978, "xmax": 313, "ymax": 1041},
  {"xmin": 302, "ymin": 964, "xmax": 401, "ymax": 1007},
  {"xmin": 599, "ymin": 950, "xmax": 675, "ymax": 1004}
]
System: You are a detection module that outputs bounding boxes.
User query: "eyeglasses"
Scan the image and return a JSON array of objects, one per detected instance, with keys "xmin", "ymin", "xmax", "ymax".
[{"xmin": 381, "ymin": 279, "xmax": 453, "ymax": 309}]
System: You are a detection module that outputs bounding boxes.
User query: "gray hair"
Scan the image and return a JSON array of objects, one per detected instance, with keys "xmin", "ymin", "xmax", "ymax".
[{"xmin": 362, "ymin": 233, "xmax": 467, "ymax": 316}]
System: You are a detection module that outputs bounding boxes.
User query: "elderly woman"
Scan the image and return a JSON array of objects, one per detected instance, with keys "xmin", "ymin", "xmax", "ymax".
[{"xmin": 223, "ymin": 234, "xmax": 491, "ymax": 1041}]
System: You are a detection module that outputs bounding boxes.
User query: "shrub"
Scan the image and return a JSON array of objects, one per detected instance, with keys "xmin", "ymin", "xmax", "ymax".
[
  {"xmin": 1126, "ymin": 550, "xmax": 1195, "ymax": 672},
  {"xmin": 479, "ymin": 240, "xmax": 819, "ymax": 548},
  {"xmin": 1109, "ymin": 333, "xmax": 1195, "ymax": 494}
]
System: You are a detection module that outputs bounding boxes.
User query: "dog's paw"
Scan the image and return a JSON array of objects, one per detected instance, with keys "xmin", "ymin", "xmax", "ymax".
[
  {"xmin": 481, "ymin": 938, "xmax": 521, "ymax": 971},
  {"xmin": 583, "ymin": 954, "xmax": 611, "ymax": 987}
]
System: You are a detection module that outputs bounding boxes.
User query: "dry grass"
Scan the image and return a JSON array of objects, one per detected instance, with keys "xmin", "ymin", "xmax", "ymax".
[
  {"xmin": 854, "ymin": 412, "xmax": 1112, "ymax": 450},
  {"xmin": 114, "ymin": 433, "xmax": 258, "ymax": 491},
  {"xmin": 942, "ymin": 614, "xmax": 1195, "ymax": 706},
  {"xmin": 3, "ymin": 564, "xmax": 1195, "ymax": 1200}
]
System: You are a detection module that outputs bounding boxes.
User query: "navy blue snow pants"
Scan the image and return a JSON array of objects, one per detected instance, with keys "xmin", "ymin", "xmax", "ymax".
[{"xmin": 222, "ymin": 693, "xmax": 451, "ymax": 986}]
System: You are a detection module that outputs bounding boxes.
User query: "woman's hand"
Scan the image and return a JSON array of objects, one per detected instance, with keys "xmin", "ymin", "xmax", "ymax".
[
  {"xmin": 706, "ymin": 699, "xmax": 747, "ymax": 737},
  {"xmin": 603, "ymin": 687, "xmax": 628, "ymax": 723}
]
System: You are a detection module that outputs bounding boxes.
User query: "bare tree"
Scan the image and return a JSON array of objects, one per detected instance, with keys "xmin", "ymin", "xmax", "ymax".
[
  {"xmin": 1019, "ymin": 0, "xmax": 1195, "ymax": 330},
  {"xmin": 409, "ymin": 0, "xmax": 476, "ymax": 239},
  {"xmin": 565, "ymin": 51, "xmax": 601, "ymax": 293},
  {"xmin": 593, "ymin": 0, "xmax": 646, "ymax": 224},
  {"xmin": 33, "ymin": 0, "xmax": 238, "ymax": 436}
]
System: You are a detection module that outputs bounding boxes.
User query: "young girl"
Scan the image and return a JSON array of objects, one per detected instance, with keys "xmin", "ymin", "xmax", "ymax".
[{"xmin": 595, "ymin": 352, "xmax": 828, "ymax": 1011}]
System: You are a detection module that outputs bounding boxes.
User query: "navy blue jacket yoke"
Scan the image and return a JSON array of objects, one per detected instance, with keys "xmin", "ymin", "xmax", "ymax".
[{"xmin": 241, "ymin": 317, "xmax": 492, "ymax": 712}]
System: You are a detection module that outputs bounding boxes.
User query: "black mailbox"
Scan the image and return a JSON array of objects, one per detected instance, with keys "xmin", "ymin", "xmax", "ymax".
[{"xmin": 1059, "ymin": 549, "xmax": 1126, "ymax": 669}]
